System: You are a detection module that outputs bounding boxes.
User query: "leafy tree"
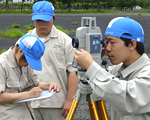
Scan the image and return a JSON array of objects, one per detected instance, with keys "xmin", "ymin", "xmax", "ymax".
[
  {"xmin": 97, "ymin": 0, "xmax": 100, "ymax": 11},
  {"xmin": 136, "ymin": 0, "xmax": 150, "ymax": 8},
  {"xmin": 57, "ymin": 0, "xmax": 77, "ymax": 11},
  {"xmin": 100, "ymin": 0, "xmax": 137, "ymax": 9},
  {"xmin": 6, "ymin": 0, "xmax": 9, "ymax": 11}
]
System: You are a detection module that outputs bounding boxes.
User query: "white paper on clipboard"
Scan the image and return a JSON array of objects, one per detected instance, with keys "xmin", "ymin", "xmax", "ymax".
[{"xmin": 14, "ymin": 89, "xmax": 56, "ymax": 103}]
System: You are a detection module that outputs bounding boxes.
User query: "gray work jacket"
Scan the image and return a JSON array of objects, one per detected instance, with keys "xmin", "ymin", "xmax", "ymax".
[{"xmin": 85, "ymin": 53, "xmax": 150, "ymax": 120}]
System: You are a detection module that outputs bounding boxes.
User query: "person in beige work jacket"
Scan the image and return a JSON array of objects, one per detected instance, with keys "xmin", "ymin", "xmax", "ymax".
[
  {"xmin": 28, "ymin": 1, "xmax": 78, "ymax": 120},
  {"xmin": 74, "ymin": 17, "xmax": 150, "ymax": 120},
  {"xmin": 0, "ymin": 34, "xmax": 61, "ymax": 120}
]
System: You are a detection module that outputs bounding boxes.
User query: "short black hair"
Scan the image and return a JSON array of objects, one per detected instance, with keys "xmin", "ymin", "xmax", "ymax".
[
  {"xmin": 53, "ymin": 16, "xmax": 55, "ymax": 21},
  {"xmin": 120, "ymin": 37, "xmax": 144, "ymax": 55},
  {"xmin": 14, "ymin": 44, "xmax": 20, "ymax": 54}
]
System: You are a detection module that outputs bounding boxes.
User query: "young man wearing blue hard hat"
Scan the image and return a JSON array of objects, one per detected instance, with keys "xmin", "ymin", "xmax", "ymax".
[
  {"xmin": 74, "ymin": 17, "xmax": 150, "ymax": 120},
  {"xmin": 0, "ymin": 34, "xmax": 61, "ymax": 120},
  {"xmin": 29, "ymin": 1, "xmax": 78, "ymax": 120}
]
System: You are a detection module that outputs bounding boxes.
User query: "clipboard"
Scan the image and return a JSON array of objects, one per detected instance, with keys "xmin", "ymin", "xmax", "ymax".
[{"xmin": 14, "ymin": 89, "xmax": 56, "ymax": 103}]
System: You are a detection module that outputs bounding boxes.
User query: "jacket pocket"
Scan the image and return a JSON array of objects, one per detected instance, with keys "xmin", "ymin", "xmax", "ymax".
[{"xmin": 6, "ymin": 78, "xmax": 20, "ymax": 93}]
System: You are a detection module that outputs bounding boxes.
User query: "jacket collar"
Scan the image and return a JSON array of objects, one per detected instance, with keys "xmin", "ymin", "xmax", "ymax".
[
  {"xmin": 31, "ymin": 25, "xmax": 57, "ymax": 43},
  {"xmin": 7, "ymin": 47, "xmax": 18, "ymax": 68},
  {"xmin": 120, "ymin": 53, "xmax": 149, "ymax": 78}
]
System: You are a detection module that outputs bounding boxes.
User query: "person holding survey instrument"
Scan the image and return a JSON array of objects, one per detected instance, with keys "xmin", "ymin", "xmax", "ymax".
[
  {"xmin": 0, "ymin": 34, "xmax": 61, "ymax": 120},
  {"xmin": 74, "ymin": 17, "xmax": 150, "ymax": 120}
]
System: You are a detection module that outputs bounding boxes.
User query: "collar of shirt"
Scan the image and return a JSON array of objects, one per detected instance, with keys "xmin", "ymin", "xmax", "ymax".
[
  {"xmin": 49, "ymin": 25, "xmax": 58, "ymax": 38},
  {"xmin": 31, "ymin": 25, "xmax": 58, "ymax": 43},
  {"xmin": 7, "ymin": 47, "xmax": 18, "ymax": 68},
  {"xmin": 120, "ymin": 53, "xmax": 149, "ymax": 78}
]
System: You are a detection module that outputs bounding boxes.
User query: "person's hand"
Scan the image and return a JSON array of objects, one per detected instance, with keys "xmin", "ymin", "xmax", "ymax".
[
  {"xmin": 75, "ymin": 49, "xmax": 94, "ymax": 70},
  {"xmin": 28, "ymin": 87, "xmax": 42, "ymax": 98},
  {"xmin": 48, "ymin": 82, "xmax": 61, "ymax": 93},
  {"xmin": 62, "ymin": 99, "xmax": 72, "ymax": 118}
]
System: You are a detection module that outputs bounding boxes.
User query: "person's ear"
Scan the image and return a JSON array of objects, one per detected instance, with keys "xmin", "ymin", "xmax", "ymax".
[
  {"xmin": 130, "ymin": 39, "xmax": 137, "ymax": 50},
  {"xmin": 18, "ymin": 48, "xmax": 24, "ymax": 55}
]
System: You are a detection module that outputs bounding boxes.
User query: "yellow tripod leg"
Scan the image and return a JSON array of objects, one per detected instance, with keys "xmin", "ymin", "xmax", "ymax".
[
  {"xmin": 92, "ymin": 101, "xmax": 100, "ymax": 120},
  {"xmin": 88, "ymin": 102, "xmax": 95, "ymax": 120},
  {"xmin": 66, "ymin": 99, "xmax": 79, "ymax": 120},
  {"xmin": 98, "ymin": 100, "xmax": 109, "ymax": 120}
]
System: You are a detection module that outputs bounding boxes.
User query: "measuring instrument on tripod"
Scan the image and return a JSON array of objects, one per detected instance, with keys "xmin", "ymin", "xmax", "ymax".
[{"xmin": 66, "ymin": 17, "xmax": 109, "ymax": 120}]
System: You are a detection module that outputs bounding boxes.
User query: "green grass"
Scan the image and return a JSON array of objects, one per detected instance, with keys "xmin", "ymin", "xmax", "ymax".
[
  {"xmin": 140, "ymin": 8, "xmax": 150, "ymax": 12},
  {"xmin": 11, "ymin": 23, "xmax": 20, "ymax": 28},
  {"xmin": 0, "ymin": 9, "xmax": 118, "ymax": 14},
  {"xmin": 72, "ymin": 22, "xmax": 78, "ymax": 25},
  {"xmin": 0, "ymin": 49, "xmax": 7, "ymax": 55},
  {"xmin": 0, "ymin": 10, "xmax": 33, "ymax": 14},
  {"xmin": 5, "ymin": 29, "xmax": 26, "ymax": 38},
  {"xmin": 0, "ymin": 23, "xmax": 74, "ymax": 52},
  {"xmin": 0, "ymin": 23, "xmax": 74, "ymax": 38},
  {"xmin": 56, "ymin": 25, "xmax": 70, "ymax": 35},
  {"xmin": 0, "ymin": 31, "xmax": 3, "ymax": 38},
  {"xmin": 24, "ymin": 24, "xmax": 35, "ymax": 30},
  {"xmin": 137, "ymin": 13, "xmax": 142, "ymax": 16},
  {"xmin": 0, "ymin": 23, "xmax": 26, "ymax": 38},
  {"xmin": 55, "ymin": 9, "xmax": 117, "ymax": 14}
]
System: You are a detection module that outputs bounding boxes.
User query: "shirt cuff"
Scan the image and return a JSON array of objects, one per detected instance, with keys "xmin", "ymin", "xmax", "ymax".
[
  {"xmin": 0, "ymin": 90, "xmax": 4, "ymax": 93},
  {"xmin": 67, "ymin": 65, "xmax": 78, "ymax": 72},
  {"xmin": 85, "ymin": 61, "xmax": 100, "ymax": 81}
]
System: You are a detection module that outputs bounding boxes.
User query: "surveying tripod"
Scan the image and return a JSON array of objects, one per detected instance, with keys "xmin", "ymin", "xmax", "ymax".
[{"xmin": 66, "ymin": 71, "xmax": 109, "ymax": 120}]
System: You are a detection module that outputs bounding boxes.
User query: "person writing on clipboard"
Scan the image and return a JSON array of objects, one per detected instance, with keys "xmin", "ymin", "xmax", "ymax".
[{"xmin": 0, "ymin": 34, "xmax": 61, "ymax": 120}]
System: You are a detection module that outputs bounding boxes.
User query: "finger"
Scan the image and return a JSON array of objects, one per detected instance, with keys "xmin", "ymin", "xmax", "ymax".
[
  {"xmin": 49, "ymin": 84, "xmax": 57, "ymax": 92},
  {"xmin": 62, "ymin": 108, "xmax": 65, "ymax": 117},
  {"xmin": 38, "ymin": 85, "xmax": 42, "ymax": 89},
  {"xmin": 62, "ymin": 109, "xmax": 68, "ymax": 118},
  {"xmin": 81, "ymin": 49, "xmax": 87, "ymax": 53},
  {"xmin": 53, "ymin": 85, "xmax": 60, "ymax": 92},
  {"xmin": 75, "ymin": 50, "xmax": 80, "ymax": 55},
  {"xmin": 81, "ymin": 49, "xmax": 84, "ymax": 52},
  {"xmin": 49, "ymin": 85, "xmax": 54, "ymax": 92},
  {"xmin": 56, "ymin": 85, "xmax": 61, "ymax": 93},
  {"xmin": 53, "ymin": 84, "xmax": 57, "ymax": 91},
  {"xmin": 74, "ymin": 54, "xmax": 78, "ymax": 60},
  {"xmin": 63, "ymin": 110, "xmax": 69, "ymax": 118}
]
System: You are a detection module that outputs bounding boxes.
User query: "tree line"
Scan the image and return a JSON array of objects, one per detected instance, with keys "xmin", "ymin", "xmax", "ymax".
[{"xmin": 0, "ymin": 0, "xmax": 150, "ymax": 11}]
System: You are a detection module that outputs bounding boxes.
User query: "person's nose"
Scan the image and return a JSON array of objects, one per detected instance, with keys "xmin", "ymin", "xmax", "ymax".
[{"xmin": 106, "ymin": 42, "xmax": 111, "ymax": 51}]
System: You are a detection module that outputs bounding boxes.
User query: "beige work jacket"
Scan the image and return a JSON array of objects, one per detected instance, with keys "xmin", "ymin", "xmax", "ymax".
[
  {"xmin": 0, "ymin": 48, "xmax": 39, "ymax": 120},
  {"xmin": 30, "ymin": 25, "xmax": 77, "ymax": 108}
]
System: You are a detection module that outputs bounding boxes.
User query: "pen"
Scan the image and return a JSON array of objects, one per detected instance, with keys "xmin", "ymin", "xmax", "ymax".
[{"xmin": 31, "ymin": 79, "xmax": 36, "ymax": 87}]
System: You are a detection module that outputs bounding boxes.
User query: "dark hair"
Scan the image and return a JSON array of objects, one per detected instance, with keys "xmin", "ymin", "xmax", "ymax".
[
  {"xmin": 120, "ymin": 37, "xmax": 144, "ymax": 55},
  {"xmin": 14, "ymin": 44, "xmax": 20, "ymax": 54},
  {"xmin": 53, "ymin": 16, "xmax": 55, "ymax": 21}
]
